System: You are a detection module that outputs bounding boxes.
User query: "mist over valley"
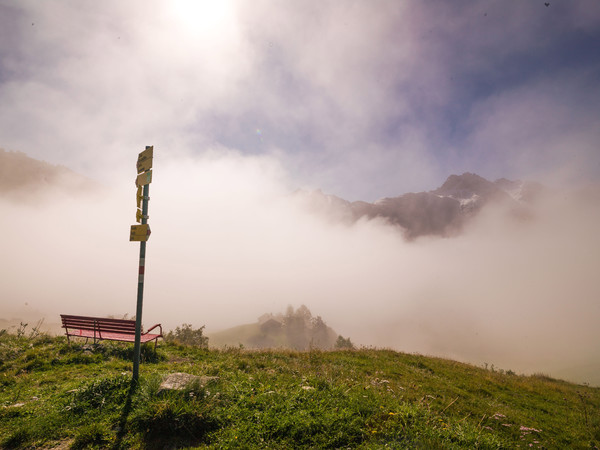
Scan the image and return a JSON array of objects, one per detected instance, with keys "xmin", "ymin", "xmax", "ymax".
[{"xmin": 1, "ymin": 149, "xmax": 598, "ymax": 386}]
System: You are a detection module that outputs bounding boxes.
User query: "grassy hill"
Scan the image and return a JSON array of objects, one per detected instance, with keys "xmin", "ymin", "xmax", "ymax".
[
  {"xmin": 0, "ymin": 148, "xmax": 95, "ymax": 200},
  {"xmin": 208, "ymin": 323, "xmax": 265, "ymax": 348},
  {"xmin": 1, "ymin": 329, "xmax": 599, "ymax": 449}
]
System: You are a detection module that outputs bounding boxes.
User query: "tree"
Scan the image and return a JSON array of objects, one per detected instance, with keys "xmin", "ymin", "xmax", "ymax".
[
  {"xmin": 310, "ymin": 316, "xmax": 332, "ymax": 349},
  {"xmin": 335, "ymin": 335, "xmax": 355, "ymax": 350},
  {"xmin": 284, "ymin": 305, "xmax": 310, "ymax": 350}
]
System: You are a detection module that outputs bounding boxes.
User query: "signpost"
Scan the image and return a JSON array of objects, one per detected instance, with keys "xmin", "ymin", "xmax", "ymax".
[{"xmin": 131, "ymin": 146, "xmax": 153, "ymax": 383}]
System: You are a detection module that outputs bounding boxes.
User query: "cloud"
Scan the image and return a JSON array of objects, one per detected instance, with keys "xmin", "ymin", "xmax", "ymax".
[
  {"xmin": 1, "ymin": 1, "xmax": 599, "ymax": 200},
  {"xmin": 0, "ymin": 1, "xmax": 252, "ymax": 176},
  {"xmin": 458, "ymin": 73, "xmax": 600, "ymax": 184}
]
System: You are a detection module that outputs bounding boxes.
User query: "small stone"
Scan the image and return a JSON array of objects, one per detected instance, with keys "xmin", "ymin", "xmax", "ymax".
[{"xmin": 158, "ymin": 372, "xmax": 218, "ymax": 392}]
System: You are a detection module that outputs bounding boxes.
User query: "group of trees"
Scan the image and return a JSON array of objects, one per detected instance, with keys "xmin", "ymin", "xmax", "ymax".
[{"xmin": 256, "ymin": 305, "xmax": 354, "ymax": 351}]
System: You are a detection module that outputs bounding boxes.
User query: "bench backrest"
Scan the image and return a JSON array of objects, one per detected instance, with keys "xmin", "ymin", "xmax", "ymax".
[{"xmin": 60, "ymin": 314, "xmax": 137, "ymax": 334}]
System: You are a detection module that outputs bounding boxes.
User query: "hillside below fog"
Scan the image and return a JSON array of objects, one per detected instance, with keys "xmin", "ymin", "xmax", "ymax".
[{"xmin": 0, "ymin": 148, "xmax": 95, "ymax": 200}]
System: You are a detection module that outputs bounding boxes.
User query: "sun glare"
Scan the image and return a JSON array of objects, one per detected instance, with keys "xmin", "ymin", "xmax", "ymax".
[{"xmin": 169, "ymin": 0, "xmax": 235, "ymax": 37}]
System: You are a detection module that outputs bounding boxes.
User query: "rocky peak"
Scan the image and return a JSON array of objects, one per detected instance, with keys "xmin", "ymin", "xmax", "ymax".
[
  {"xmin": 433, "ymin": 172, "xmax": 509, "ymax": 202},
  {"xmin": 296, "ymin": 172, "xmax": 543, "ymax": 240}
]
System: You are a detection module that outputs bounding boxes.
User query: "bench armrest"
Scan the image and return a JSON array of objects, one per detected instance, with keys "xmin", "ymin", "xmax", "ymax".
[{"xmin": 144, "ymin": 323, "xmax": 163, "ymax": 336}]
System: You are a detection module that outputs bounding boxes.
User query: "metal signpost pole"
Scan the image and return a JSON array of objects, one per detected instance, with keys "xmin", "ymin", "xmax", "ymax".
[
  {"xmin": 132, "ymin": 182, "xmax": 149, "ymax": 383},
  {"xmin": 130, "ymin": 146, "xmax": 153, "ymax": 383}
]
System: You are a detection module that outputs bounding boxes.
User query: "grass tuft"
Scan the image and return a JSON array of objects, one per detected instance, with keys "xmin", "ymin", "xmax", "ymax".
[
  {"xmin": 71, "ymin": 422, "xmax": 111, "ymax": 449},
  {"xmin": 2, "ymin": 427, "xmax": 31, "ymax": 449},
  {"xmin": 131, "ymin": 398, "xmax": 220, "ymax": 448}
]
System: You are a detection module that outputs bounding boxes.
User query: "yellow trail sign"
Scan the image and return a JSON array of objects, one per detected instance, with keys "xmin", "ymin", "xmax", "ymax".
[
  {"xmin": 136, "ymin": 208, "xmax": 148, "ymax": 223},
  {"xmin": 137, "ymin": 146, "xmax": 153, "ymax": 174},
  {"xmin": 130, "ymin": 224, "xmax": 151, "ymax": 242},
  {"xmin": 137, "ymin": 156, "xmax": 152, "ymax": 173},
  {"xmin": 135, "ymin": 170, "xmax": 152, "ymax": 187}
]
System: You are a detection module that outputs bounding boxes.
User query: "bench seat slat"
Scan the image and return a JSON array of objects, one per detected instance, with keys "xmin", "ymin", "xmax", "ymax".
[{"xmin": 63, "ymin": 324, "xmax": 137, "ymax": 333}]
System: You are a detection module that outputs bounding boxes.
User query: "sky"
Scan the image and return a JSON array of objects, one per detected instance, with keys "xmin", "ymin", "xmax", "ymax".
[
  {"xmin": 1, "ymin": 1, "xmax": 600, "ymax": 385},
  {"xmin": 1, "ymin": 0, "xmax": 599, "ymax": 200}
]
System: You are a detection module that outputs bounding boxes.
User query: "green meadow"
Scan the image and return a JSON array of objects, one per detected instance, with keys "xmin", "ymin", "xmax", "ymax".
[{"xmin": 1, "ymin": 328, "xmax": 599, "ymax": 449}]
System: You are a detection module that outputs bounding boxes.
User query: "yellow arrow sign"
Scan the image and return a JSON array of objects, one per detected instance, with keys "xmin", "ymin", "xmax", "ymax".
[
  {"xmin": 137, "ymin": 156, "xmax": 152, "ymax": 174},
  {"xmin": 130, "ymin": 224, "xmax": 151, "ymax": 242},
  {"xmin": 137, "ymin": 146, "xmax": 153, "ymax": 174},
  {"xmin": 136, "ymin": 186, "xmax": 143, "ymax": 208},
  {"xmin": 135, "ymin": 170, "xmax": 152, "ymax": 187},
  {"xmin": 136, "ymin": 208, "xmax": 149, "ymax": 223},
  {"xmin": 139, "ymin": 145, "xmax": 153, "ymax": 160}
]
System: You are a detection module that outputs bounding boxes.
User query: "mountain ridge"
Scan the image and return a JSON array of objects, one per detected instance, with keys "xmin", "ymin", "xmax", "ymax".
[{"xmin": 297, "ymin": 172, "xmax": 544, "ymax": 239}]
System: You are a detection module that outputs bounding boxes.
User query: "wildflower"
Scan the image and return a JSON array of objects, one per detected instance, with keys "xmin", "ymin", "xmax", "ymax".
[{"xmin": 520, "ymin": 426, "xmax": 542, "ymax": 433}]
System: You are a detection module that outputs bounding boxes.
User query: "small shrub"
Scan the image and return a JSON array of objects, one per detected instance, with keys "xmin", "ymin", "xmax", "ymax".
[
  {"xmin": 165, "ymin": 324, "xmax": 209, "ymax": 348},
  {"xmin": 28, "ymin": 319, "xmax": 46, "ymax": 339},
  {"xmin": 16, "ymin": 322, "xmax": 28, "ymax": 338}
]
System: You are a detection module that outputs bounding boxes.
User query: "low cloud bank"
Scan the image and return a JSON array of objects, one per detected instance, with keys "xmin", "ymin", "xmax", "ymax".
[{"xmin": 1, "ymin": 152, "xmax": 598, "ymax": 385}]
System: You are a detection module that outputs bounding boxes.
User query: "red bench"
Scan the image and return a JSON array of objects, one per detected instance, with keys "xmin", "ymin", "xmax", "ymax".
[{"xmin": 60, "ymin": 314, "xmax": 163, "ymax": 349}]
